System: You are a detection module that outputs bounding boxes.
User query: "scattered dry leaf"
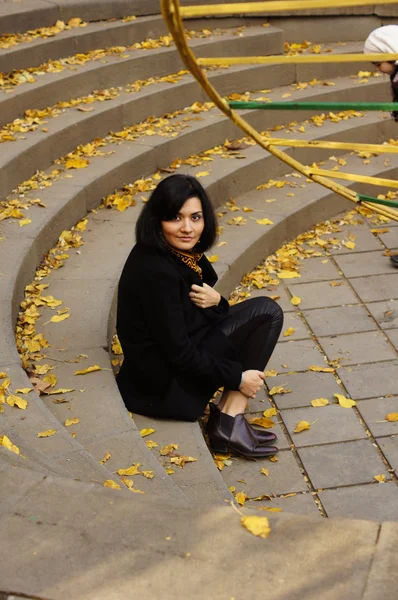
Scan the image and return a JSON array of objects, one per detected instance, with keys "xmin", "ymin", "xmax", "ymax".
[
  {"xmin": 311, "ymin": 398, "xmax": 329, "ymax": 407},
  {"xmin": 74, "ymin": 365, "xmax": 101, "ymax": 375},
  {"xmin": 334, "ymin": 393, "xmax": 356, "ymax": 408},
  {"xmin": 241, "ymin": 515, "xmax": 271, "ymax": 538},
  {"xmin": 294, "ymin": 420, "xmax": 311, "ymax": 433}
]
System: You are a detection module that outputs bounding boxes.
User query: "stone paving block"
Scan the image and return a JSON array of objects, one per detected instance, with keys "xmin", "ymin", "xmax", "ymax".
[
  {"xmin": 294, "ymin": 256, "xmax": 342, "ymax": 282},
  {"xmin": 366, "ymin": 299, "xmax": 398, "ymax": 329},
  {"xmin": 245, "ymin": 491, "xmax": 321, "ymax": 517},
  {"xmin": 356, "ymin": 398, "xmax": 398, "ymax": 438},
  {"xmin": 334, "ymin": 250, "xmax": 396, "ymax": 278},
  {"xmin": 246, "ymin": 284, "xmax": 295, "ymax": 313},
  {"xmin": 376, "ymin": 229, "xmax": 398, "ymax": 250},
  {"xmin": 320, "ymin": 483, "xmax": 398, "ymax": 521},
  {"xmin": 386, "ymin": 328, "xmax": 398, "ymax": 350},
  {"xmin": 264, "ymin": 371, "xmax": 344, "ymax": 410},
  {"xmin": 338, "ymin": 361, "xmax": 398, "ymax": 400},
  {"xmin": 302, "ymin": 305, "xmax": 377, "ymax": 337},
  {"xmin": 282, "ymin": 404, "xmax": 367, "ymax": 447},
  {"xmin": 279, "ymin": 311, "xmax": 312, "ymax": 341},
  {"xmin": 318, "ymin": 331, "xmax": 397, "ymax": 366},
  {"xmin": 222, "ymin": 449, "xmax": 308, "ymax": 496},
  {"xmin": 286, "ymin": 279, "xmax": 359, "ymax": 310},
  {"xmin": 363, "ymin": 521, "xmax": 398, "ymax": 600},
  {"xmin": 376, "ymin": 436, "xmax": 398, "ymax": 471},
  {"xmin": 297, "ymin": 440, "xmax": 389, "ymax": 489},
  {"xmin": 326, "ymin": 225, "xmax": 383, "ymax": 255},
  {"xmin": 265, "ymin": 339, "xmax": 326, "ymax": 374},
  {"xmin": 349, "ymin": 274, "xmax": 398, "ymax": 303}
]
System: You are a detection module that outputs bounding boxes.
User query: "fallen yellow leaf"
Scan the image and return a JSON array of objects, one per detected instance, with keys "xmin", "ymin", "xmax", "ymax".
[
  {"xmin": 165, "ymin": 468, "xmax": 175, "ymax": 474},
  {"xmin": 0, "ymin": 434, "xmax": 20, "ymax": 454},
  {"xmin": 290, "ymin": 296, "xmax": 301, "ymax": 305},
  {"xmin": 74, "ymin": 365, "xmax": 101, "ymax": 375},
  {"xmin": 50, "ymin": 313, "xmax": 70, "ymax": 323},
  {"xmin": 0, "ymin": 373, "xmax": 7, "ymax": 379},
  {"xmin": 103, "ymin": 480, "xmax": 121, "ymax": 490},
  {"xmin": 170, "ymin": 455, "xmax": 197, "ymax": 468},
  {"xmin": 37, "ymin": 429, "xmax": 57, "ymax": 438},
  {"xmin": 160, "ymin": 443, "xmax": 178, "ymax": 456},
  {"xmin": 263, "ymin": 407, "xmax": 277, "ymax": 418},
  {"xmin": 248, "ymin": 417, "xmax": 274, "ymax": 429},
  {"xmin": 45, "ymin": 388, "xmax": 75, "ymax": 394},
  {"xmin": 235, "ymin": 491, "xmax": 248, "ymax": 506},
  {"xmin": 265, "ymin": 370, "xmax": 278, "ymax": 377},
  {"xmin": 294, "ymin": 420, "xmax": 311, "ymax": 433},
  {"xmin": 64, "ymin": 417, "xmax": 79, "ymax": 427},
  {"xmin": 311, "ymin": 398, "xmax": 329, "ymax": 407},
  {"xmin": 14, "ymin": 388, "xmax": 32, "ymax": 394},
  {"xmin": 261, "ymin": 467, "xmax": 270, "ymax": 476},
  {"xmin": 196, "ymin": 171, "xmax": 210, "ymax": 178},
  {"xmin": 145, "ymin": 440, "xmax": 158, "ymax": 449},
  {"xmin": 140, "ymin": 428, "xmax": 156, "ymax": 437},
  {"xmin": 121, "ymin": 478, "xmax": 145, "ymax": 493},
  {"xmin": 259, "ymin": 507, "xmax": 283, "ymax": 512},
  {"xmin": 342, "ymin": 240, "xmax": 356, "ymax": 250},
  {"xmin": 241, "ymin": 515, "xmax": 271, "ymax": 539},
  {"xmin": 386, "ymin": 413, "xmax": 398, "ymax": 422},
  {"xmin": 374, "ymin": 474, "xmax": 386, "ymax": 483},
  {"xmin": 65, "ymin": 157, "xmax": 89, "ymax": 169},
  {"xmin": 308, "ymin": 365, "xmax": 335, "ymax": 373},
  {"xmin": 142, "ymin": 470, "xmax": 155, "ymax": 479},
  {"xmin": 283, "ymin": 327, "xmax": 295, "ymax": 337},
  {"xmin": 100, "ymin": 452, "xmax": 111, "ymax": 464},
  {"xmin": 277, "ymin": 270, "xmax": 301, "ymax": 279},
  {"xmin": 269, "ymin": 385, "xmax": 292, "ymax": 396},
  {"xmin": 256, "ymin": 218, "xmax": 274, "ymax": 225},
  {"xmin": 117, "ymin": 463, "xmax": 141, "ymax": 476},
  {"xmin": 207, "ymin": 255, "xmax": 219, "ymax": 263},
  {"xmin": 6, "ymin": 395, "xmax": 28, "ymax": 410},
  {"xmin": 334, "ymin": 393, "xmax": 356, "ymax": 408},
  {"xmin": 19, "ymin": 218, "xmax": 31, "ymax": 227}
]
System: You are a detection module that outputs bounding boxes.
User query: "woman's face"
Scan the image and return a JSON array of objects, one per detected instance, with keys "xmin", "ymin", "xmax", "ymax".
[
  {"xmin": 161, "ymin": 196, "xmax": 205, "ymax": 251},
  {"xmin": 373, "ymin": 61, "xmax": 395, "ymax": 75}
]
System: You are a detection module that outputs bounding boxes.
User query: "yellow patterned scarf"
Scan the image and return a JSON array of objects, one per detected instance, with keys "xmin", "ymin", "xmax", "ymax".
[{"xmin": 164, "ymin": 241, "xmax": 203, "ymax": 279}]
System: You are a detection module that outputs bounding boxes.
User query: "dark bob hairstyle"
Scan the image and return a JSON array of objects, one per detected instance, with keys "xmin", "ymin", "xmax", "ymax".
[{"xmin": 135, "ymin": 174, "xmax": 217, "ymax": 253}]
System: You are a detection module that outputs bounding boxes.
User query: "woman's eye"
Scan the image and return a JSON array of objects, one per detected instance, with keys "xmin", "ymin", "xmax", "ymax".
[{"xmin": 192, "ymin": 214, "xmax": 202, "ymax": 221}]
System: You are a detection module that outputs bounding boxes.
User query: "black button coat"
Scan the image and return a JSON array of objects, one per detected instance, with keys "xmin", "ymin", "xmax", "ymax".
[{"xmin": 116, "ymin": 243, "xmax": 242, "ymax": 421}]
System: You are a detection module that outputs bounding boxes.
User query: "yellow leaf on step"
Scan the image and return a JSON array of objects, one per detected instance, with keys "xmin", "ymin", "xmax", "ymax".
[
  {"xmin": 19, "ymin": 218, "xmax": 31, "ymax": 227},
  {"xmin": 277, "ymin": 270, "xmax": 301, "ymax": 279},
  {"xmin": 6, "ymin": 395, "xmax": 28, "ymax": 410},
  {"xmin": 50, "ymin": 313, "xmax": 70, "ymax": 323},
  {"xmin": 45, "ymin": 388, "xmax": 74, "ymax": 395},
  {"xmin": 269, "ymin": 386, "xmax": 292, "ymax": 396},
  {"xmin": 308, "ymin": 365, "xmax": 335, "ymax": 373},
  {"xmin": 265, "ymin": 369, "xmax": 278, "ymax": 377},
  {"xmin": 142, "ymin": 470, "xmax": 155, "ymax": 479},
  {"xmin": 241, "ymin": 515, "xmax": 271, "ymax": 539},
  {"xmin": 386, "ymin": 413, "xmax": 398, "ymax": 422},
  {"xmin": 235, "ymin": 491, "xmax": 248, "ymax": 506},
  {"xmin": 170, "ymin": 455, "xmax": 197, "ymax": 468},
  {"xmin": 145, "ymin": 440, "xmax": 158, "ymax": 449},
  {"xmin": 342, "ymin": 240, "xmax": 356, "ymax": 250},
  {"xmin": 290, "ymin": 296, "xmax": 301, "ymax": 305},
  {"xmin": 283, "ymin": 327, "xmax": 295, "ymax": 337},
  {"xmin": 65, "ymin": 157, "xmax": 89, "ymax": 169},
  {"xmin": 374, "ymin": 474, "xmax": 386, "ymax": 483},
  {"xmin": 64, "ymin": 418, "xmax": 79, "ymax": 427},
  {"xmin": 207, "ymin": 255, "xmax": 219, "ymax": 263},
  {"xmin": 311, "ymin": 398, "xmax": 329, "ymax": 407},
  {"xmin": 160, "ymin": 443, "xmax": 178, "ymax": 456},
  {"xmin": 196, "ymin": 171, "xmax": 210, "ymax": 178},
  {"xmin": 294, "ymin": 420, "xmax": 311, "ymax": 433},
  {"xmin": 248, "ymin": 417, "xmax": 275, "ymax": 429},
  {"xmin": 0, "ymin": 434, "xmax": 20, "ymax": 454},
  {"xmin": 103, "ymin": 480, "xmax": 121, "ymax": 490},
  {"xmin": 140, "ymin": 428, "xmax": 156, "ymax": 437},
  {"xmin": 263, "ymin": 407, "xmax": 277, "ymax": 418},
  {"xmin": 259, "ymin": 506, "xmax": 283, "ymax": 512},
  {"xmin": 117, "ymin": 463, "xmax": 141, "ymax": 476},
  {"xmin": 260, "ymin": 467, "xmax": 270, "ymax": 477},
  {"xmin": 14, "ymin": 388, "xmax": 32, "ymax": 394},
  {"xmin": 0, "ymin": 373, "xmax": 7, "ymax": 379},
  {"xmin": 256, "ymin": 218, "xmax": 274, "ymax": 225},
  {"xmin": 100, "ymin": 452, "xmax": 111, "ymax": 464},
  {"xmin": 121, "ymin": 478, "xmax": 145, "ymax": 493},
  {"xmin": 43, "ymin": 374, "xmax": 57, "ymax": 388},
  {"xmin": 74, "ymin": 365, "xmax": 101, "ymax": 375},
  {"xmin": 37, "ymin": 429, "xmax": 57, "ymax": 438},
  {"xmin": 334, "ymin": 393, "xmax": 356, "ymax": 408}
]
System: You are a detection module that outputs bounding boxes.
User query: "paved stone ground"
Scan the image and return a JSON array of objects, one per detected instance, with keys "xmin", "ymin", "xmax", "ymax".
[{"xmin": 217, "ymin": 208, "xmax": 398, "ymax": 521}]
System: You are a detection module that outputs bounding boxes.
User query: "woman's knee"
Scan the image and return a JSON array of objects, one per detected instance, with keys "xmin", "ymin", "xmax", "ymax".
[{"xmin": 249, "ymin": 296, "xmax": 284, "ymax": 322}]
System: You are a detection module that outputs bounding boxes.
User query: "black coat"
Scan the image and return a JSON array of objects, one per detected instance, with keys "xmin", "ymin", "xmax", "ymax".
[{"xmin": 116, "ymin": 243, "xmax": 242, "ymax": 421}]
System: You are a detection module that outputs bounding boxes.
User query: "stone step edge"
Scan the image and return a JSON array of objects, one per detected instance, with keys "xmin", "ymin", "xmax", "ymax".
[{"xmin": 0, "ymin": 23, "xmax": 283, "ymax": 127}]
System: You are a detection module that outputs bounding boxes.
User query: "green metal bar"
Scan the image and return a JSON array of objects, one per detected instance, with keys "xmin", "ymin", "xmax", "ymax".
[
  {"xmin": 358, "ymin": 194, "xmax": 398, "ymax": 209},
  {"xmin": 228, "ymin": 101, "xmax": 398, "ymax": 111}
]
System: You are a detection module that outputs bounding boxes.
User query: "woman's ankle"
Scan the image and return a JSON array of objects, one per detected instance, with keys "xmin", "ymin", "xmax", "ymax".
[{"xmin": 220, "ymin": 392, "xmax": 247, "ymax": 417}]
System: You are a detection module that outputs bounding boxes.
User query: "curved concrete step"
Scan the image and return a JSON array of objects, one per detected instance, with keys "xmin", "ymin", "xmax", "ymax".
[
  {"xmin": 0, "ymin": 14, "xmax": 168, "ymax": 73},
  {"xmin": 0, "ymin": 39, "xmax": 375, "ymax": 204},
  {"xmin": 0, "ymin": 0, "xmax": 161, "ymax": 36},
  {"xmin": 0, "ymin": 24, "xmax": 283, "ymax": 126}
]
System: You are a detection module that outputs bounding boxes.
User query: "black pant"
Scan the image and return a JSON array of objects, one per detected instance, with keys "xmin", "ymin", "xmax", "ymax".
[{"xmin": 217, "ymin": 296, "xmax": 284, "ymax": 376}]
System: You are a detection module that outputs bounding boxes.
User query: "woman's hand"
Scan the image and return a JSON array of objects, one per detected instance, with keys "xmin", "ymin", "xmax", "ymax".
[
  {"xmin": 239, "ymin": 370, "xmax": 265, "ymax": 398},
  {"xmin": 189, "ymin": 283, "xmax": 221, "ymax": 309}
]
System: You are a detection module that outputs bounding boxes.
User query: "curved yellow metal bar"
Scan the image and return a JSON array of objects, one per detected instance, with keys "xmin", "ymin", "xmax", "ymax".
[
  {"xmin": 309, "ymin": 169, "xmax": 398, "ymax": 189},
  {"xmin": 161, "ymin": 0, "xmax": 398, "ymax": 221},
  {"xmin": 199, "ymin": 53, "xmax": 398, "ymax": 66}
]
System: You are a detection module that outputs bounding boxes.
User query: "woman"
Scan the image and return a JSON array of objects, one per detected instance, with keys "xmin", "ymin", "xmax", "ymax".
[
  {"xmin": 364, "ymin": 24, "xmax": 398, "ymax": 267},
  {"xmin": 116, "ymin": 174, "xmax": 283, "ymax": 458}
]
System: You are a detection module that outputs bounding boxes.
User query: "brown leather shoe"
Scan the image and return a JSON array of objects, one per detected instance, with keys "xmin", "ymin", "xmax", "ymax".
[
  {"xmin": 207, "ymin": 407, "xmax": 278, "ymax": 458},
  {"xmin": 209, "ymin": 402, "xmax": 277, "ymax": 445}
]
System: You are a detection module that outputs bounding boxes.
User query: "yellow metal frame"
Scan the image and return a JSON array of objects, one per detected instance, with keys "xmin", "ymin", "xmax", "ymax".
[{"xmin": 161, "ymin": 0, "xmax": 398, "ymax": 221}]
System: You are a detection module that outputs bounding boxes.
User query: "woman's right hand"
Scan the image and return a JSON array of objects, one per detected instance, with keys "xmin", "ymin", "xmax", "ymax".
[{"xmin": 239, "ymin": 370, "xmax": 265, "ymax": 398}]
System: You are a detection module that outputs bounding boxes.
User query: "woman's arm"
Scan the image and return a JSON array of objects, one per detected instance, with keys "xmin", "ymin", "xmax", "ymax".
[{"xmin": 139, "ymin": 268, "xmax": 242, "ymax": 389}]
